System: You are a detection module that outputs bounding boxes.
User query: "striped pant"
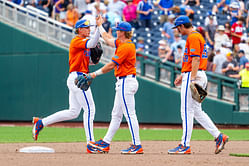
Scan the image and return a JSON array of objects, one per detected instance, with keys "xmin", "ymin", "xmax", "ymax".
[
  {"xmin": 42, "ymin": 72, "xmax": 95, "ymax": 143},
  {"xmin": 103, "ymin": 76, "xmax": 141, "ymax": 145},
  {"xmin": 180, "ymin": 71, "xmax": 220, "ymax": 146}
]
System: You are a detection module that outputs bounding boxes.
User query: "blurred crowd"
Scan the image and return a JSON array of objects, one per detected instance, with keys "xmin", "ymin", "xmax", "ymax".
[{"xmin": 10, "ymin": 0, "xmax": 249, "ymax": 88}]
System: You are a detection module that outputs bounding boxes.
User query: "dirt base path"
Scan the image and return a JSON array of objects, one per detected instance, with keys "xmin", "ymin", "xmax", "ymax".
[{"xmin": 1, "ymin": 141, "xmax": 249, "ymax": 166}]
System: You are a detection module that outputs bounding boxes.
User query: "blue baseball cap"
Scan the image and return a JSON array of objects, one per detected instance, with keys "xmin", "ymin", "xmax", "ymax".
[
  {"xmin": 85, "ymin": 10, "xmax": 92, "ymax": 14},
  {"xmin": 172, "ymin": 15, "xmax": 191, "ymax": 29},
  {"xmin": 75, "ymin": 19, "xmax": 91, "ymax": 29},
  {"xmin": 112, "ymin": 21, "xmax": 132, "ymax": 31}
]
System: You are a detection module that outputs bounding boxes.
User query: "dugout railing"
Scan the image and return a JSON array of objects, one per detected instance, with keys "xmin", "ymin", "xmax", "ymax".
[
  {"xmin": 0, "ymin": 0, "xmax": 74, "ymax": 47},
  {"xmin": 136, "ymin": 51, "xmax": 249, "ymax": 112}
]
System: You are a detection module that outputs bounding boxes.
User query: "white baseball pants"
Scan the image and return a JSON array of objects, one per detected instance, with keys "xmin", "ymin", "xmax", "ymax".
[
  {"xmin": 181, "ymin": 71, "xmax": 220, "ymax": 147},
  {"xmin": 103, "ymin": 75, "xmax": 141, "ymax": 145},
  {"xmin": 42, "ymin": 72, "xmax": 95, "ymax": 143}
]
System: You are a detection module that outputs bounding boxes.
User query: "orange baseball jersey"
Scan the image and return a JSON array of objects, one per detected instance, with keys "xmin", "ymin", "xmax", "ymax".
[
  {"xmin": 181, "ymin": 31, "xmax": 208, "ymax": 73},
  {"xmin": 111, "ymin": 39, "xmax": 136, "ymax": 77},
  {"xmin": 69, "ymin": 36, "xmax": 90, "ymax": 73}
]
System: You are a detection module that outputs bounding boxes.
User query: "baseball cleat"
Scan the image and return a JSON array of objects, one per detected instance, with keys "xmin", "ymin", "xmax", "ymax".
[
  {"xmin": 121, "ymin": 144, "xmax": 144, "ymax": 154},
  {"xmin": 88, "ymin": 139, "xmax": 110, "ymax": 153},
  {"xmin": 168, "ymin": 144, "xmax": 191, "ymax": 154},
  {"xmin": 86, "ymin": 144, "xmax": 102, "ymax": 154},
  {"xmin": 32, "ymin": 117, "xmax": 44, "ymax": 141},
  {"xmin": 215, "ymin": 133, "xmax": 229, "ymax": 154}
]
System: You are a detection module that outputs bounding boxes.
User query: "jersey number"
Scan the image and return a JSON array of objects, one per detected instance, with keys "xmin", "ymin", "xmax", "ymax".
[
  {"xmin": 84, "ymin": 50, "xmax": 90, "ymax": 57},
  {"xmin": 183, "ymin": 48, "xmax": 188, "ymax": 62},
  {"xmin": 201, "ymin": 44, "xmax": 208, "ymax": 59}
]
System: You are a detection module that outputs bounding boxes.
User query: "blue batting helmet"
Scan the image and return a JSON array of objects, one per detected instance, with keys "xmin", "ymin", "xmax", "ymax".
[
  {"xmin": 75, "ymin": 19, "xmax": 91, "ymax": 29},
  {"xmin": 112, "ymin": 21, "xmax": 132, "ymax": 31},
  {"xmin": 172, "ymin": 15, "xmax": 191, "ymax": 29}
]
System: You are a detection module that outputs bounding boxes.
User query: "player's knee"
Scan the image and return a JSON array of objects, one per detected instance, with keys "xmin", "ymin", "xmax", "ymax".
[
  {"xmin": 111, "ymin": 113, "xmax": 122, "ymax": 121},
  {"xmin": 69, "ymin": 108, "xmax": 80, "ymax": 119}
]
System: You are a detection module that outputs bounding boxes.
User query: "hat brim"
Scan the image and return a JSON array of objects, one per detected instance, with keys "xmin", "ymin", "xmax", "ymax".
[
  {"xmin": 172, "ymin": 25, "xmax": 178, "ymax": 29},
  {"xmin": 112, "ymin": 27, "xmax": 120, "ymax": 31},
  {"xmin": 112, "ymin": 26, "xmax": 131, "ymax": 31}
]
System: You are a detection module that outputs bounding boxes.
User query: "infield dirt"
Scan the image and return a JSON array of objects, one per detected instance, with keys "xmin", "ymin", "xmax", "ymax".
[{"xmin": 1, "ymin": 141, "xmax": 249, "ymax": 166}]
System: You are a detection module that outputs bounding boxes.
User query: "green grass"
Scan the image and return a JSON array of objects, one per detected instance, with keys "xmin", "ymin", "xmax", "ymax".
[
  {"xmin": 229, "ymin": 153, "xmax": 249, "ymax": 157},
  {"xmin": 0, "ymin": 126, "xmax": 248, "ymax": 143}
]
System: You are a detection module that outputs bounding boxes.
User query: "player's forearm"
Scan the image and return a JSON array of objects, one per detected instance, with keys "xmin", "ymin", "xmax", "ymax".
[
  {"xmin": 191, "ymin": 57, "xmax": 200, "ymax": 80},
  {"xmin": 98, "ymin": 26, "xmax": 115, "ymax": 47},
  {"xmin": 87, "ymin": 28, "xmax": 100, "ymax": 48},
  {"xmin": 92, "ymin": 61, "xmax": 116, "ymax": 78}
]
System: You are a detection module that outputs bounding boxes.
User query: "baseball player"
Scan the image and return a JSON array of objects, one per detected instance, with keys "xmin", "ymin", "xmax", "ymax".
[
  {"xmin": 168, "ymin": 16, "xmax": 229, "ymax": 154},
  {"xmin": 87, "ymin": 15, "xmax": 143, "ymax": 154},
  {"xmin": 32, "ymin": 19, "xmax": 101, "ymax": 153}
]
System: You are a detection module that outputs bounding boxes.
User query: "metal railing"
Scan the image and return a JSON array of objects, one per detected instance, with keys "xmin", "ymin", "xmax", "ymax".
[
  {"xmin": 0, "ymin": 0, "xmax": 74, "ymax": 47},
  {"xmin": 0, "ymin": 0, "xmax": 248, "ymax": 111},
  {"xmin": 137, "ymin": 51, "xmax": 249, "ymax": 112}
]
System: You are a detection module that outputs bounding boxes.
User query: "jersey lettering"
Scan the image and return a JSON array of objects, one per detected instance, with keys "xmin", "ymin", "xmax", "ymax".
[{"xmin": 201, "ymin": 44, "xmax": 208, "ymax": 59}]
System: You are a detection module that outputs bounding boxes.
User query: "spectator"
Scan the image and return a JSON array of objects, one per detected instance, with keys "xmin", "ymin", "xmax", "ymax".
[
  {"xmin": 171, "ymin": 5, "xmax": 194, "ymax": 21},
  {"xmin": 74, "ymin": 0, "xmax": 88, "ymax": 19},
  {"xmin": 158, "ymin": 40, "xmax": 172, "ymax": 62},
  {"xmin": 106, "ymin": 11, "xmax": 122, "ymax": 37},
  {"xmin": 12, "ymin": 0, "xmax": 23, "ymax": 5},
  {"xmin": 82, "ymin": 10, "xmax": 96, "ymax": 36},
  {"xmin": 212, "ymin": 0, "xmax": 230, "ymax": 14},
  {"xmin": 88, "ymin": 0, "xmax": 107, "ymax": 17},
  {"xmin": 239, "ymin": 38, "xmax": 249, "ymax": 59},
  {"xmin": 65, "ymin": 3, "xmax": 79, "ymax": 27},
  {"xmin": 214, "ymin": 25, "xmax": 230, "ymax": 50},
  {"xmin": 229, "ymin": 62, "xmax": 249, "ymax": 88},
  {"xmin": 160, "ymin": 44, "xmax": 173, "ymax": 62},
  {"xmin": 231, "ymin": 16, "xmax": 244, "ymax": 48},
  {"xmin": 162, "ymin": 14, "xmax": 176, "ymax": 45},
  {"xmin": 212, "ymin": 48, "xmax": 227, "ymax": 74},
  {"xmin": 136, "ymin": 0, "xmax": 154, "ymax": 28},
  {"xmin": 36, "ymin": 0, "xmax": 53, "ymax": 16},
  {"xmin": 204, "ymin": 11, "xmax": 218, "ymax": 27},
  {"xmin": 196, "ymin": 26, "xmax": 206, "ymax": 38},
  {"xmin": 158, "ymin": 45, "xmax": 167, "ymax": 59},
  {"xmin": 224, "ymin": 21, "xmax": 232, "ymax": 39},
  {"xmin": 174, "ymin": 45, "xmax": 184, "ymax": 65},
  {"xmin": 53, "ymin": 0, "xmax": 61, "ymax": 21},
  {"xmin": 238, "ymin": 50, "xmax": 249, "ymax": 69},
  {"xmin": 222, "ymin": 52, "xmax": 240, "ymax": 77},
  {"xmin": 136, "ymin": 37, "xmax": 145, "ymax": 52},
  {"xmin": 156, "ymin": 0, "xmax": 174, "ymax": 23},
  {"xmin": 229, "ymin": 1, "xmax": 242, "ymax": 26},
  {"xmin": 158, "ymin": 39, "xmax": 167, "ymax": 48},
  {"xmin": 171, "ymin": 32, "xmax": 186, "ymax": 60},
  {"xmin": 233, "ymin": 43, "xmax": 241, "ymax": 62},
  {"xmin": 108, "ymin": 0, "xmax": 126, "ymax": 17},
  {"xmin": 123, "ymin": 0, "xmax": 138, "ymax": 29},
  {"xmin": 246, "ymin": 7, "xmax": 249, "ymax": 36},
  {"xmin": 220, "ymin": 41, "xmax": 232, "ymax": 56},
  {"xmin": 102, "ymin": 14, "xmax": 112, "ymax": 35},
  {"xmin": 205, "ymin": 16, "xmax": 216, "ymax": 50},
  {"xmin": 184, "ymin": 0, "xmax": 200, "ymax": 6},
  {"xmin": 55, "ymin": 0, "xmax": 71, "ymax": 23},
  {"xmin": 207, "ymin": 52, "xmax": 215, "ymax": 71}
]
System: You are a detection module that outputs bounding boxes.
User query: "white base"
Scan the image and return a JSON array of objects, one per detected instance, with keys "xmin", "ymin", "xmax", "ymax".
[{"xmin": 19, "ymin": 146, "xmax": 55, "ymax": 153}]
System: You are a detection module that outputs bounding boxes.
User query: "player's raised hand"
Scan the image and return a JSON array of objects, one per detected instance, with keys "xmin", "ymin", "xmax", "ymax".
[{"xmin": 96, "ymin": 15, "xmax": 104, "ymax": 27}]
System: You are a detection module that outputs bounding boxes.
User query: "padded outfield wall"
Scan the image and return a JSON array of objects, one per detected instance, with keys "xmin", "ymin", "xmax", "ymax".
[{"xmin": 0, "ymin": 21, "xmax": 247, "ymax": 124}]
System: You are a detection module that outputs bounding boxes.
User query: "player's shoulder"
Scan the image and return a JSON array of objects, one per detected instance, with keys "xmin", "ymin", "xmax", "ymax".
[{"xmin": 188, "ymin": 31, "xmax": 204, "ymax": 41}]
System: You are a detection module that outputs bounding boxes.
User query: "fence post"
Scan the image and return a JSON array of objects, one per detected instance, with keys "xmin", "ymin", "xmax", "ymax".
[{"xmin": 155, "ymin": 59, "xmax": 160, "ymax": 81}]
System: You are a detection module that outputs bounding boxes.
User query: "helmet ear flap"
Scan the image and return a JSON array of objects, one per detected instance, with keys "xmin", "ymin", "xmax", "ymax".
[{"xmin": 75, "ymin": 29, "xmax": 79, "ymax": 34}]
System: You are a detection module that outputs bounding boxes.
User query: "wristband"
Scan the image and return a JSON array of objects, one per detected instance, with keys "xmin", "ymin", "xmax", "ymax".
[
  {"xmin": 98, "ymin": 25, "xmax": 106, "ymax": 35},
  {"xmin": 95, "ymin": 68, "xmax": 103, "ymax": 76}
]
